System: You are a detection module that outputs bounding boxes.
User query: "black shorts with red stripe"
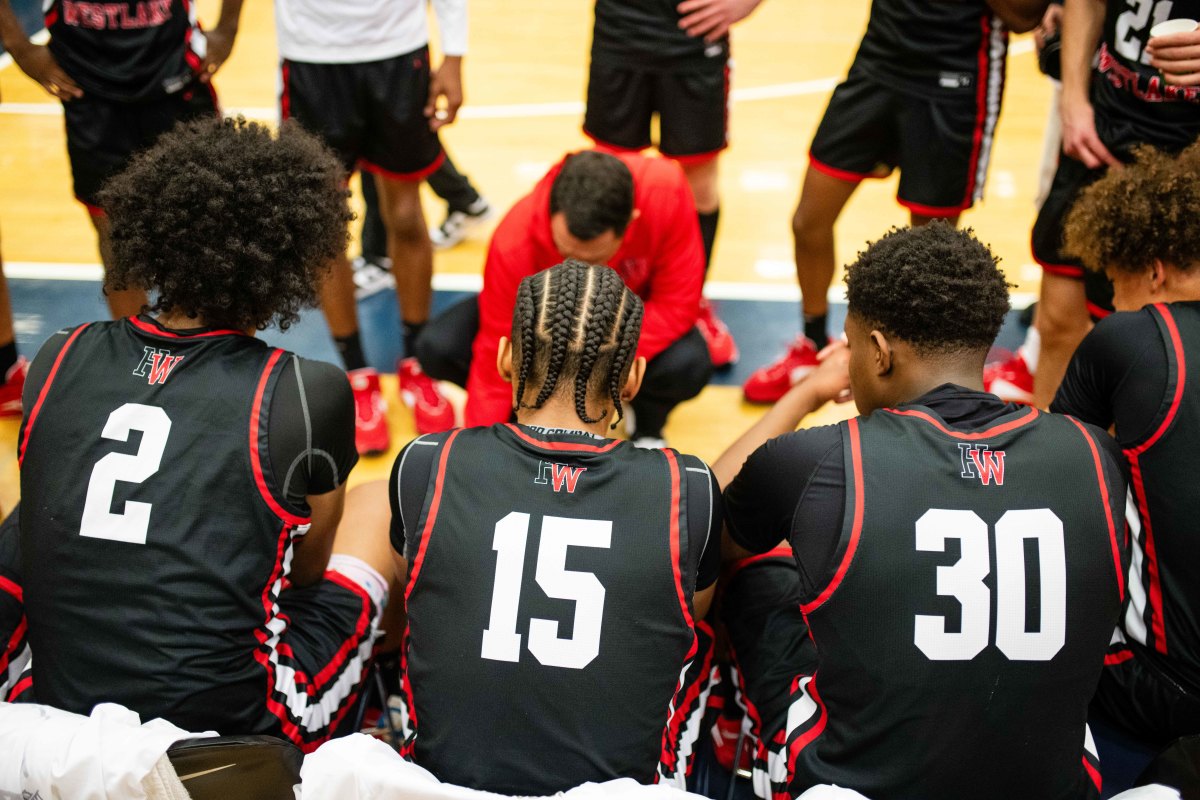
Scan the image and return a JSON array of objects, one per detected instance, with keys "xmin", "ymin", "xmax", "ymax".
[
  {"xmin": 808, "ymin": 61, "xmax": 1000, "ymax": 217},
  {"xmin": 64, "ymin": 82, "xmax": 218, "ymax": 213},
  {"xmin": 1093, "ymin": 642, "xmax": 1200, "ymax": 748},
  {"xmin": 0, "ymin": 508, "xmax": 29, "ymax": 702},
  {"xmin": 584, "ymin": 52, "xmax": 729, "ymax": 163},
  {"xmin": 281, "ymin": 47, "xmax": 445, "ymax": 182},
  {"xmin": 253, "ymin": 563, "xmax": 384, "ymax": 752}
]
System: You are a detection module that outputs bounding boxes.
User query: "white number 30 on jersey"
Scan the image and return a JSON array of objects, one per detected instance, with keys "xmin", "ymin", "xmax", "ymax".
[{"xmin": 914, "ymin": 508, "xmax": 1066, "ymax": 662}]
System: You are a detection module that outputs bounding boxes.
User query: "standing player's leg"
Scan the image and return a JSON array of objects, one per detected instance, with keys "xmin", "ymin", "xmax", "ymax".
[
  {"xmin": 1032, "ymin": 272, "xmax": 1091, "ymax": 406},
  {"xmin": 92, "ymin": 216, "xmax": 148, "ymax": 318},
  {"xmin": 0, "ymin": 231, "xmax": 26, "ymax": 416},
  {"xmin": 658, "ymin": 65, "xmax": 737, "ymax": 367},
  {"xmin": 742, "ymin": 72, "xmax": 894, "ymax": 403}
]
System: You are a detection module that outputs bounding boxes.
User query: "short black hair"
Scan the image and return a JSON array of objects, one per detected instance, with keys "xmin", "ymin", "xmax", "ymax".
[
  {"xmin": 549, "ymin": 151, "xmax": 635, "ymax": 240},
  {"xmin": 511, "ymin": 259, "xmax": 643, "ymax": 427},
  {"xmin": 100, "ymin": 116, "xmax": 352, "ymax": 331},
  {"xmin": 1064, "ymin": 141, "xmax": 1200, "ymax": 275},
  {"xmin": 845, "ymin": 222, "xmax": 1011, "ymax": 355}
]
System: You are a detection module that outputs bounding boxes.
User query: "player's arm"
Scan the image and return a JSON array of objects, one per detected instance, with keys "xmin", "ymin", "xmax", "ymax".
[
  {"xmin": 1060, "ymin": 0, "xmax": 1118, "ymax": 168},
  {"xmin": 711, "ymin": 343, "xmax": 849, "ymax": 489},
  {"xmin": 676, "ymin": 0, "xmax": 765, "ymax": 43},
  {"xmin": 1147, "ymin": 28, "xmax": 1200, "ymax": 86},
  {"xmin": 427, "ymin": 0, "xmax": 467, "ymax": 130},
  {"xmin": 0, "ymin": 0, "xmax": 81, "ymax": 99},
  {"xmin": 198, "ymin": 0, "xmax": 246, "ymax": 83},
  {"xmin": 388, "ymin": 435, "xmax": 442, "ymax": 581},
  {"xmin": 273, "ymin": 359, "xmax": 359, "ymax": 587},
  {"xmin": 465, "ymin": 234, "xmax": 527, "ymax": 426},
  {"xmin": 985, "ymin": 0, "xmax": 1049, "ymax": 34},
  {"xmin": 638, "ymin": 171, "xmax": 705, "ymax": 362}
]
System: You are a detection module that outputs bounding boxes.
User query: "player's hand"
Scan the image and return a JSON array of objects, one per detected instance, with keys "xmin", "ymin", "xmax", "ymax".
[
  {"xmin": 1147, "ymin": 28, "xmax": 1200, "ymax": 87},
  {"xmin": 426, "ymin": 55, "xmax": 463, "ymax": 131},
  {"xmin": 10, "ymin": 42, "xmax": 82, "ymax": 100},
  {"xmin": 676, "ymin": 0, "xmax": 762, "ymax": 43},
  {"xmin": 199, "ymin": 25, "xmax": 237, "ymax": 83},
  {"xmin": 806, "ymin": 341, "xmax": 852, "ymax": 405},
  {"xmin": 1060, "ymin": 95, "xmax": 1120, "ymax": 169},
  {"xmin": 1034, "ymin": 3, "xmax": 1062, "ymax": 52}
]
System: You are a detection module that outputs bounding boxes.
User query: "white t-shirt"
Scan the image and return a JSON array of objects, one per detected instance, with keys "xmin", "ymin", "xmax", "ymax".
[{"xmin": 275, "ymin": 0, "xmax": 467, "ymax": 64}]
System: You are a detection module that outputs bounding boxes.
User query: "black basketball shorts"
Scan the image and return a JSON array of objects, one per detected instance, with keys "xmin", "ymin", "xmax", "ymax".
[
  {"xmin": 584, "ymin": 58, "xmax": 729, "ymax": 163},
  {"xmin": 1092, "ymin": 646, "xmax": 1200, "ymax": 747},
  {"xmin": 281, "ymin": 47, "xmax": 445, "ymax": 181},
  {"xmin": 63, "ymin": 83, "xmax": 218, "ymax": 212},
  {"xmin": 250, "ymin": 554, "xmax": 386, "ymax": 752},
  {"xmin": 808, "ymin": 64, "xmax": 1000, "ymax": 216}
]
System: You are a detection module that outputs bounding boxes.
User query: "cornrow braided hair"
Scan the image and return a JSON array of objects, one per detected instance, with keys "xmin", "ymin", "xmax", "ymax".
[{"xmin": 511, "ymin": 259, "xmax": 644, "ymax": 427}]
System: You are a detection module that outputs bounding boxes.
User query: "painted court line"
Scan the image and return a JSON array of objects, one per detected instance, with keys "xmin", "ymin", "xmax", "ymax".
[{"xmin": 3, "ymin": 261, "xmax": 1037, "ymax": 307}]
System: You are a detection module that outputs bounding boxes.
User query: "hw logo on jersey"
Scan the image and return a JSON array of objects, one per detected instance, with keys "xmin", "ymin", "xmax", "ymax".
[
  {"xmin": 534, "ymin": 460, "xmax": 587, "ymax": 494},
  {"xmin": 958, "ymin": 443, "xmax": 1006, "ymax": 486},
  {"xmin": 132, "ymin": 346, "xmax": 184, "ymax": 385}
]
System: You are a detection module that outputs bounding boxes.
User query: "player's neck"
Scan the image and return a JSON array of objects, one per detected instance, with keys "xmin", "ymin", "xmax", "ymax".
[
  {"xmin": 892, "ymin": 363, "xmax": 986, "ymax": 406},
  {"xmin": 517, "ymin": 398, "xmax": 615, "ymax": 439},
  {"xmin": 152, "ymin": 309, "xmax": 254, "ymax": 336}
]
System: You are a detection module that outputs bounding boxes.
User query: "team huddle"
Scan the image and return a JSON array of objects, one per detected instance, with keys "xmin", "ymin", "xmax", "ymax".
[{"xmin": 0, "ymin": 0, "xmax": 1199, "ymax": 797}]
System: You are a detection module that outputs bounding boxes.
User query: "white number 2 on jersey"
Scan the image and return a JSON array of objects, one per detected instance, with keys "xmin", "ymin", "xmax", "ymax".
[
  {"xmin": 480, "ymin": 512, "xmax": 612, "ymax": 670},
  {"xmin": 914, "ymin": 508, "xmax": 1066, "ymax": 662},
  {"xmin": 79, "ymin": 403, "xmax": 172, "ymax": 545}
]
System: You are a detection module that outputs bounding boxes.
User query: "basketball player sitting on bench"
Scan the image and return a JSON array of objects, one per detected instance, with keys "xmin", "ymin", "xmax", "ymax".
[
  {"xmin": 390, "ymin": 259, "xmax": 722, "ymax": 793},
  {"xmin": 13, "ymin": 118, "xmax": 394, "ymax": 751},
  {"xmin": 1053, "ymin": 141, "xmax": 1200, "ymax": 746},
  {"xmin": 714, "ymin": 223, "xmax": 1128, "ymax": 799}
]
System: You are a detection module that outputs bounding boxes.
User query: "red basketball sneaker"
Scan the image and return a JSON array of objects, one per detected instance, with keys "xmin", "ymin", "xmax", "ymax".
[
  {"xmin": 983, "ymin": 354, "xmax": 1035, "ymax": 405},
  {"xmin": 697, "ymin": 298, "xmax": 738, "ymax": 368},
  {"xmin": 0, "ymin": 358, "xmax": 28, "ymax": 418},
  {"xmin": 742, "ymin": 336, "xmax": 820, "ymax": 404},
  {"xmin": 349, "ymin": 368, "xmax": 390, "ymax": 456},
  {"xmin": 397, "ymin": 358, "xmax": 455, "ymax": 435}
]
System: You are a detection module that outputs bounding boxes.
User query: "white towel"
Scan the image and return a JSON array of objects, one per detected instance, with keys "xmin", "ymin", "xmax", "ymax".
[
  {"xmin": 0, "ymin": 701, "xmax": 214, "ymax": 800},
  {"xmin": 299, "ymin": 733, "xmax": 708, "ymax": 800}
]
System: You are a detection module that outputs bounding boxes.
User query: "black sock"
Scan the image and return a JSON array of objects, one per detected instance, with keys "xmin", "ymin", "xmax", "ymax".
[
  {"xmin": 698, "ymin": 208, "xmax": 720, "ymax": 273},
  {"xmin": 0, "ymin": 341, "xmax": 17, "ymax": 377},
  {"xmin": 335, "ymin": 332, "xmax": 368, "ymax": 372},
  {"xmin": 403, "ymin": 321, "xmax": 426, "ymax": 360},
  {"xmin": 804, "ymin": 314, "xmax": 829, "ymax": 349}
]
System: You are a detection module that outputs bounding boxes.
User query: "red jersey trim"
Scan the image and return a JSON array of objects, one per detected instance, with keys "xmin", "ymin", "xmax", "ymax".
[
  {"xmin": 0, "ymin": 575, "xmax": 22, "ymax": 604},
  {"xmin": 1104, "ymin": 649, "xmax": 1134, "ymax": 666},
  {"xmin": 1083, "ymin": 755, "xmax": 1102, "ymax": 792},
  {"xmin": 882, "ymin": 405, "xmax": 1039, "ymax": 440},
  {"xmin": 405, "ymin": 428, "xmax": 463, "ymax": 600},
  {"xmin": 1066, "ymin": 416, "xmax": 1125, "ymax": 602},
  {"xmin": 1128, "ymin": 455, "xmax": 1167, "ymax": 654},
  {"xmin": 1127, "ymin": 304, "xmax": 1185, "ymax": 456},
  {"xmin": 808, "ymin": 153, "xmax": 872, "ymax": 184},
  {"xmin": 582, "ymin": 128, "xmax": 650, "ymax": 155},
  {"xmin": 280, "ymin": 61, "xmax": 292, "ymax": 120},
  {"xmin": 962, "ymin": 14, "xmax": 992, "ymax": 207},
  {"xmin": 249, "ymin": 349, "xmax": 311, "ymax": 528},
  {"xmin": 725, "ymin": 544, "xmax": 794, "ymax": 580},
  {"xmin": 360, "ymin": 151, "xmax": 447, "ymax": 183},
  {"xmin": 898, "ymin": 197, "xmax": 970, "ymax": 218},
  {"xmin": 503, "ymin": 423, "xmax": 622, "ymax": 453},
  {"xmin": 19, "ymin": 323, "xmax": 90, "ymax": 467},
  {"xmin": 127, "ymin": 315, "xmax": 247, "ymax": 339},
  {"xmin": 800, "ymin": 418, "xmax": 864, "ymax": 615},
  {"xmin": 311, "ymin": 570, "xmax": 373, "ymax": 690},
  {"xmin": 7, "ymin": 674, "xmax": 33, "ymax": 702},
  {"xmin": 785, "ymin": 676, "xmax": 829, "ymax": 776},
  {"xmin": 254, "ymin": 523, "xmax": 305, "ymax": 747}
]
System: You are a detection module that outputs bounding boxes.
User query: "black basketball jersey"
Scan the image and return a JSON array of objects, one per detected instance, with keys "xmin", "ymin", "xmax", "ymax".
[
  {"xmin": 784, "ymin": 407, "xmax": 1125, "ymax": 799},
  {"xmin": 1113, "ymin": 303, "xmax": 1200, "ymax": 691},
  {"xmin": 18, "ymin": 317, "xmax": 313, "ymax": 731},
  {"xmin": 591, "ymin": 0, "xmax": 727, "ymax": 72},
  {"xmin": 853, "ymin": 0, "xmax": 1007, "ymax": 98},
  {"xmin": 1092, "ymin": 0, "xmax": 1200, "ymax": 149},
  {"xmin": 400, "ymin": 424, "xmax": 705, "ymax": 795},
  {"xmin": 44, "ymin": 0, "xmax": 202, "ymax": 102}
]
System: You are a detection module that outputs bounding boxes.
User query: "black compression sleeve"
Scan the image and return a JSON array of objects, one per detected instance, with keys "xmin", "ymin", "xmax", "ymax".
[
  {"xmin": 390, "ymin": 434, "xmax": 445, "ymax": 561},
  {"xmin": 1051, "ymin": 311, "xmax": 1167, "ymax": 446},
  {"xmin": 267, "ymin": 357, "xmax": 358, "ymax": 507},
  {"xmin": 681, "ymin": 456, "xmax": 722, "ymax": 591},
  {"xmin": 696, "ymin": 470, "xmax": 723, "ymax": 590}
]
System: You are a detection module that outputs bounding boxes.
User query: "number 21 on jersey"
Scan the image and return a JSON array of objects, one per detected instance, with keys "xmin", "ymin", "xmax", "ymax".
[{"xmin": 481, "ymin": 512, "xmax": 612, "ymax": 670}]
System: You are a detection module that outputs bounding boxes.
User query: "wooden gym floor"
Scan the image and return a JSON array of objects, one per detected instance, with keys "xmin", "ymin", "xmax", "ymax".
[{"xmin": 0, "ymin": 0, "xmax": 1054, "ymax": 507}]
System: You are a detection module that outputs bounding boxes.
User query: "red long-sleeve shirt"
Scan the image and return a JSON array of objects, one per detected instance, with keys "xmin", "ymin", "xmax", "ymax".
[{"xmin": 464, "ymin": 152, "xmax": 704, "ymax": 427}]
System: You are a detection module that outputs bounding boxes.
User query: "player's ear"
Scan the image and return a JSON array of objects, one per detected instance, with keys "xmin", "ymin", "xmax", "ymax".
[
  {"xmin": 497, "ymin": 336, "xmax": 514, "ymax": 385},
  {"xmin": 621, "ymin": 356, "xmax": 647, "ymax": 402},
  {"xmin": 1149, "ymin": 259, "xmax": 1169, "ymax": 293},
  {"xmin": 870, "ymin": 329, "xmax": 893, "ymax": 376}
]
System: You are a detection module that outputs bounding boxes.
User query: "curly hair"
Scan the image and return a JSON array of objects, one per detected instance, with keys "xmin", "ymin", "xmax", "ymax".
[
  {"xmin": 1064, "ymin": 141, "xmax": 1200, "ymax": 275},
  {"xmin": 549, "ymin": 152, "xmax": 636, "ymax": 240},
  {"xmin": 99, "ymin": 116, "xmax": 352, "ymax": 331},
  {"xmin": 845, "ymin": 222, "xmax": 1011, "ymax": 355},
  {"xmin": 511, "ymin": 259, "xmax": 643, "ymax": 427}
]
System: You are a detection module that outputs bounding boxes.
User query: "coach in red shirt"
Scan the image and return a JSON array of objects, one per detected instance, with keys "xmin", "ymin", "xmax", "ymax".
[{"xmin": 417, "ymin": 150, "xmax": 712, "ymax": 444}]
